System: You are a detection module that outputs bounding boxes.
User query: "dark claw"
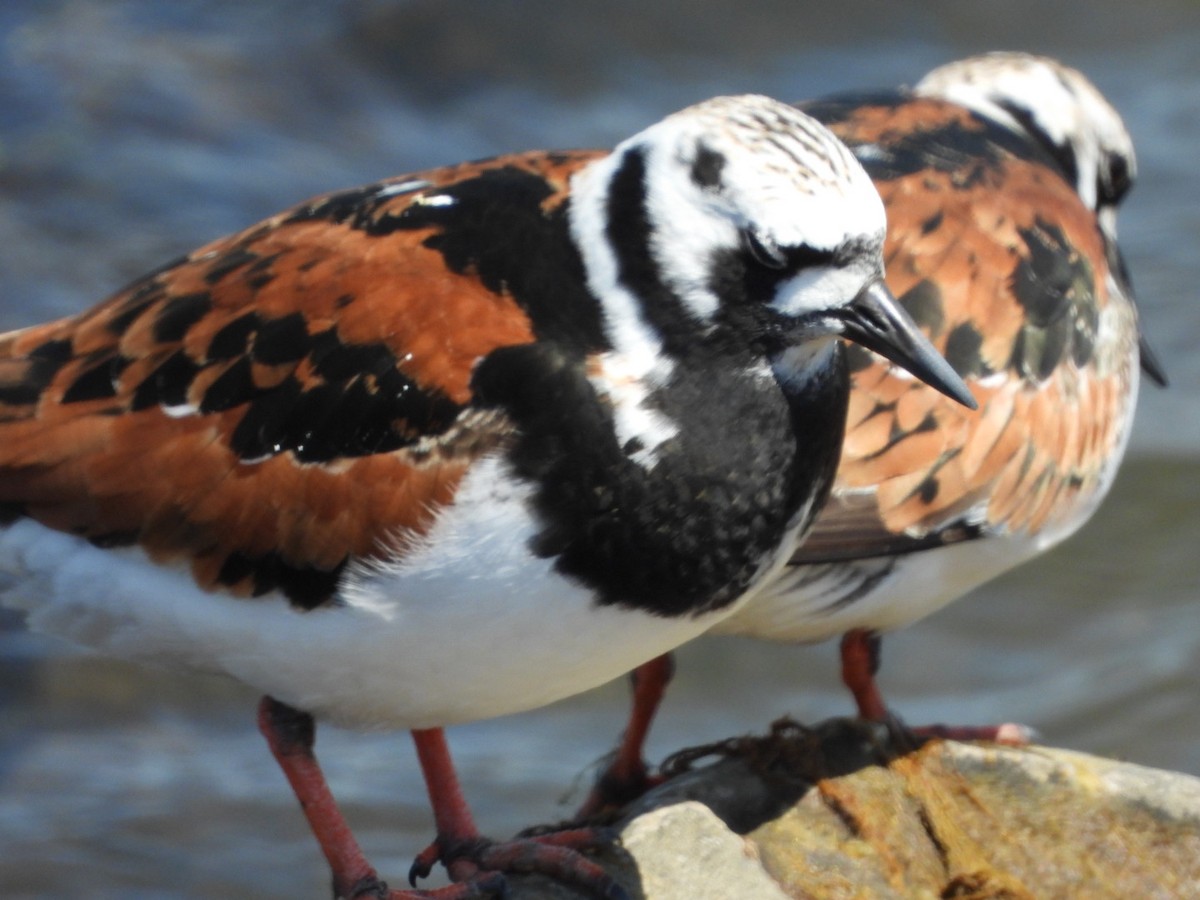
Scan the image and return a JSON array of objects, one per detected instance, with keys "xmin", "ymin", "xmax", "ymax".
[{"xmin": 408, "ymin": 841, "xmax": 439, "ymax": 887}]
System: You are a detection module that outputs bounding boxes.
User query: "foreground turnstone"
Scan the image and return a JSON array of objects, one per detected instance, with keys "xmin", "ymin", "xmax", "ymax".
[
  {"xmin": 0, "ymin": 95, "xmax": 971, "ymax": 898},
  {"xmin": 586, "ymin": 54, "xmax": 1158, "ymax": 811}
]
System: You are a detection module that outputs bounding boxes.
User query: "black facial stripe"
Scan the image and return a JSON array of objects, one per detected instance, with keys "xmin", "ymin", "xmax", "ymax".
[
  {"xmin": 995, "ymin": 99, "xmax": 1080, "ymax": 196},
  {"xmin": 605, "ymin": 147, "xmax": 699, "ymax": 350},
  {"xmin": 743, "ymin": 232, "xmax": 840, "ymax": 277},
  {"xmin": 786, "ymin": 243, "xmax": 839, "ymax": 273},
  {"xmin": 832, "ymin": 237, "xmax": 871, "ymax": 269},
  {"xmin": 706, "ymin": 234, "xmax": 845, "ymax": 351},
  {"xmin": 706, "ymin": 246, "xmax": 785, "ymax": 336}
]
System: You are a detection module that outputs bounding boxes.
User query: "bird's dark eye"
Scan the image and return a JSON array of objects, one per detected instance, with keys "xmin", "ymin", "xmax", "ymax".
[{"xmin": 742, "ymin": 229, "xmax": 787, "ymax": 270}]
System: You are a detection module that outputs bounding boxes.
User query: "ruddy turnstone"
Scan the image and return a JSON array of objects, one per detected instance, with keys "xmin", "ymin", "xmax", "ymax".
[
  {"xmin": 585, "ymin": 54, "xmax": 1160, "ymax": 812},
  {"xmin": 0, "ymin": 95, "xmax": 972, "ymax": 899}
]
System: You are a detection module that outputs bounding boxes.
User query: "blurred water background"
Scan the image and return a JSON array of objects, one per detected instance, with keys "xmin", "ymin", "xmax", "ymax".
[{"xmin": 0, "ymin": 1, "xmax": 1197, "ymax": 896}]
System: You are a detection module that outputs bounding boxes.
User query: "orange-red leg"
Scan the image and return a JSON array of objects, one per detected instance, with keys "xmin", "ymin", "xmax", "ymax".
[
  {"xmin": 576, "ymin": 653, "xmax": 674, "ymax": 817},
  {"xmin": 839, "ymin": 629, "xmax": 1033, "ymax": 745},
  {"xmin": 258, "ymin": 696, "xmax": 627, "ymax": 899},
  {"xmin": 258, "ymin": 696, "xmax": 394, "ymax": 899},
  {"xmin": 840, "ymin": 628, "xmax": 890, "ymax": 722}
]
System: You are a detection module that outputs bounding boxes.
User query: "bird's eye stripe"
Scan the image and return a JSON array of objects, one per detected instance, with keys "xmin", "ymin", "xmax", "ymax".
[
  {"xmin": 741, "ymin": 231, "xmax": 841, "ymax": 273},
  {"xmin": 787, "ymin": 244, "xmax": 839, "ymax": 270},
  {"xmin": 742, "ymin": 230, "xmax": 788, "ymax": 269}
]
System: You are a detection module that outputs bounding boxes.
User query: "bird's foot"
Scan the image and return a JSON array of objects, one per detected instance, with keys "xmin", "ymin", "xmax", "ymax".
[
  {"xmin": 865, "ymin": 709, "xmax": 1037, "ymax": 757},
  {"xmin": 840, "ymin": 630, "xmax": 1036, "ymax": 750},
  {"xmin": 908, "ymin": 721, "xmax": 1037, "ymax": 745},
  {"xmin": 409, "ymin": 827, "xmax": 628, "ymax": 900}
]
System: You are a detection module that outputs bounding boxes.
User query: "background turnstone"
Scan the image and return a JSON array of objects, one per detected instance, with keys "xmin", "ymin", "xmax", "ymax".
[
  {"xmin": 586, "ymin": 54, "xmax": 1157, "ymax": 811},
  {"xmin": 0, "ymin": 94, "xmax": 970, "ymax": 897}
]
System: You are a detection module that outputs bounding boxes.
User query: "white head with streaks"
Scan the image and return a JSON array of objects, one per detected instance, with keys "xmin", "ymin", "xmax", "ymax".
[{"xmin": 916, "ymin": 52, "xmax": 1136, "ymax": 240}]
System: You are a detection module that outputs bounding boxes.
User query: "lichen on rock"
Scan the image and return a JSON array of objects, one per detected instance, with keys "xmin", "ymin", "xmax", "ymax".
[{"xmin": 506, "ymin": 718, "xmax": 1200, "ymax": 899}]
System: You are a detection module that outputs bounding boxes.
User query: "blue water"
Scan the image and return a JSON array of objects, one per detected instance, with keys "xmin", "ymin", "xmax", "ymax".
[{"xmin": 1, "ymin": 2, "xmax": 1198, "ymax": 896}]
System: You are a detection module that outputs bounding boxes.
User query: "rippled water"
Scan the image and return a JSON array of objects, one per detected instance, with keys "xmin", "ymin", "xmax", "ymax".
[{"xmin": 1, "ymin": 2, "xmax": 1198, "ymax": 896}]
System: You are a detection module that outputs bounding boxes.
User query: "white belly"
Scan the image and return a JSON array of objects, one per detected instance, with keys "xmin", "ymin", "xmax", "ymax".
[
  {"xmin": 0, "ymin": 456, "xmax": 740, "ymax": 731},
  {"xmin": 713, "ymin": 531, "xmax": 1047, "ymax": 643}
]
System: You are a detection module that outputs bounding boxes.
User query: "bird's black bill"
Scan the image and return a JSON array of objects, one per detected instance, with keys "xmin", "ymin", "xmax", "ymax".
[
  {"xmin": 1138, "ymin": 334, "xmax": 1169, "ymax": 388},
  {"xmin": 840, "ymin": 280, "xmax": 977, "ymax": 410},
  {"xmin": 1108, "ymin": 240, "xmax": 1168, "ymax": 388}
]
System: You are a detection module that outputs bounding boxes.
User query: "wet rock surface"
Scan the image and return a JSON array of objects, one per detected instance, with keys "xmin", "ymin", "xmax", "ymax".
[{"xmin": 509, "ymin": 718, "xmax": 1200, "ymax": 899}]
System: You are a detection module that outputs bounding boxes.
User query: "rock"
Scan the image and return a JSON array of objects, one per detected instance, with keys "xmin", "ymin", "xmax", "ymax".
[
  {"xmin": 617, "ymin": 802, "xmax": 790, "ymax": 900},
  {"xmin": 505, "ymin": 718, "xmax": 1200, "ymax": 899}
]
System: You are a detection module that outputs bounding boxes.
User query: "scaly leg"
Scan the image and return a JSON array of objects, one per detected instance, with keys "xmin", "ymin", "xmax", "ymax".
[
  {"xmin": 840, "ymin": 629, "xmax": 1033, "ymax": 745},
  {"xmin": 257, "ymin": 696, "xmax": 627, "ymax": 899},
  {"xmin": 576, "ymin": 653, "xmax": 674, "ymax": 817}
]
